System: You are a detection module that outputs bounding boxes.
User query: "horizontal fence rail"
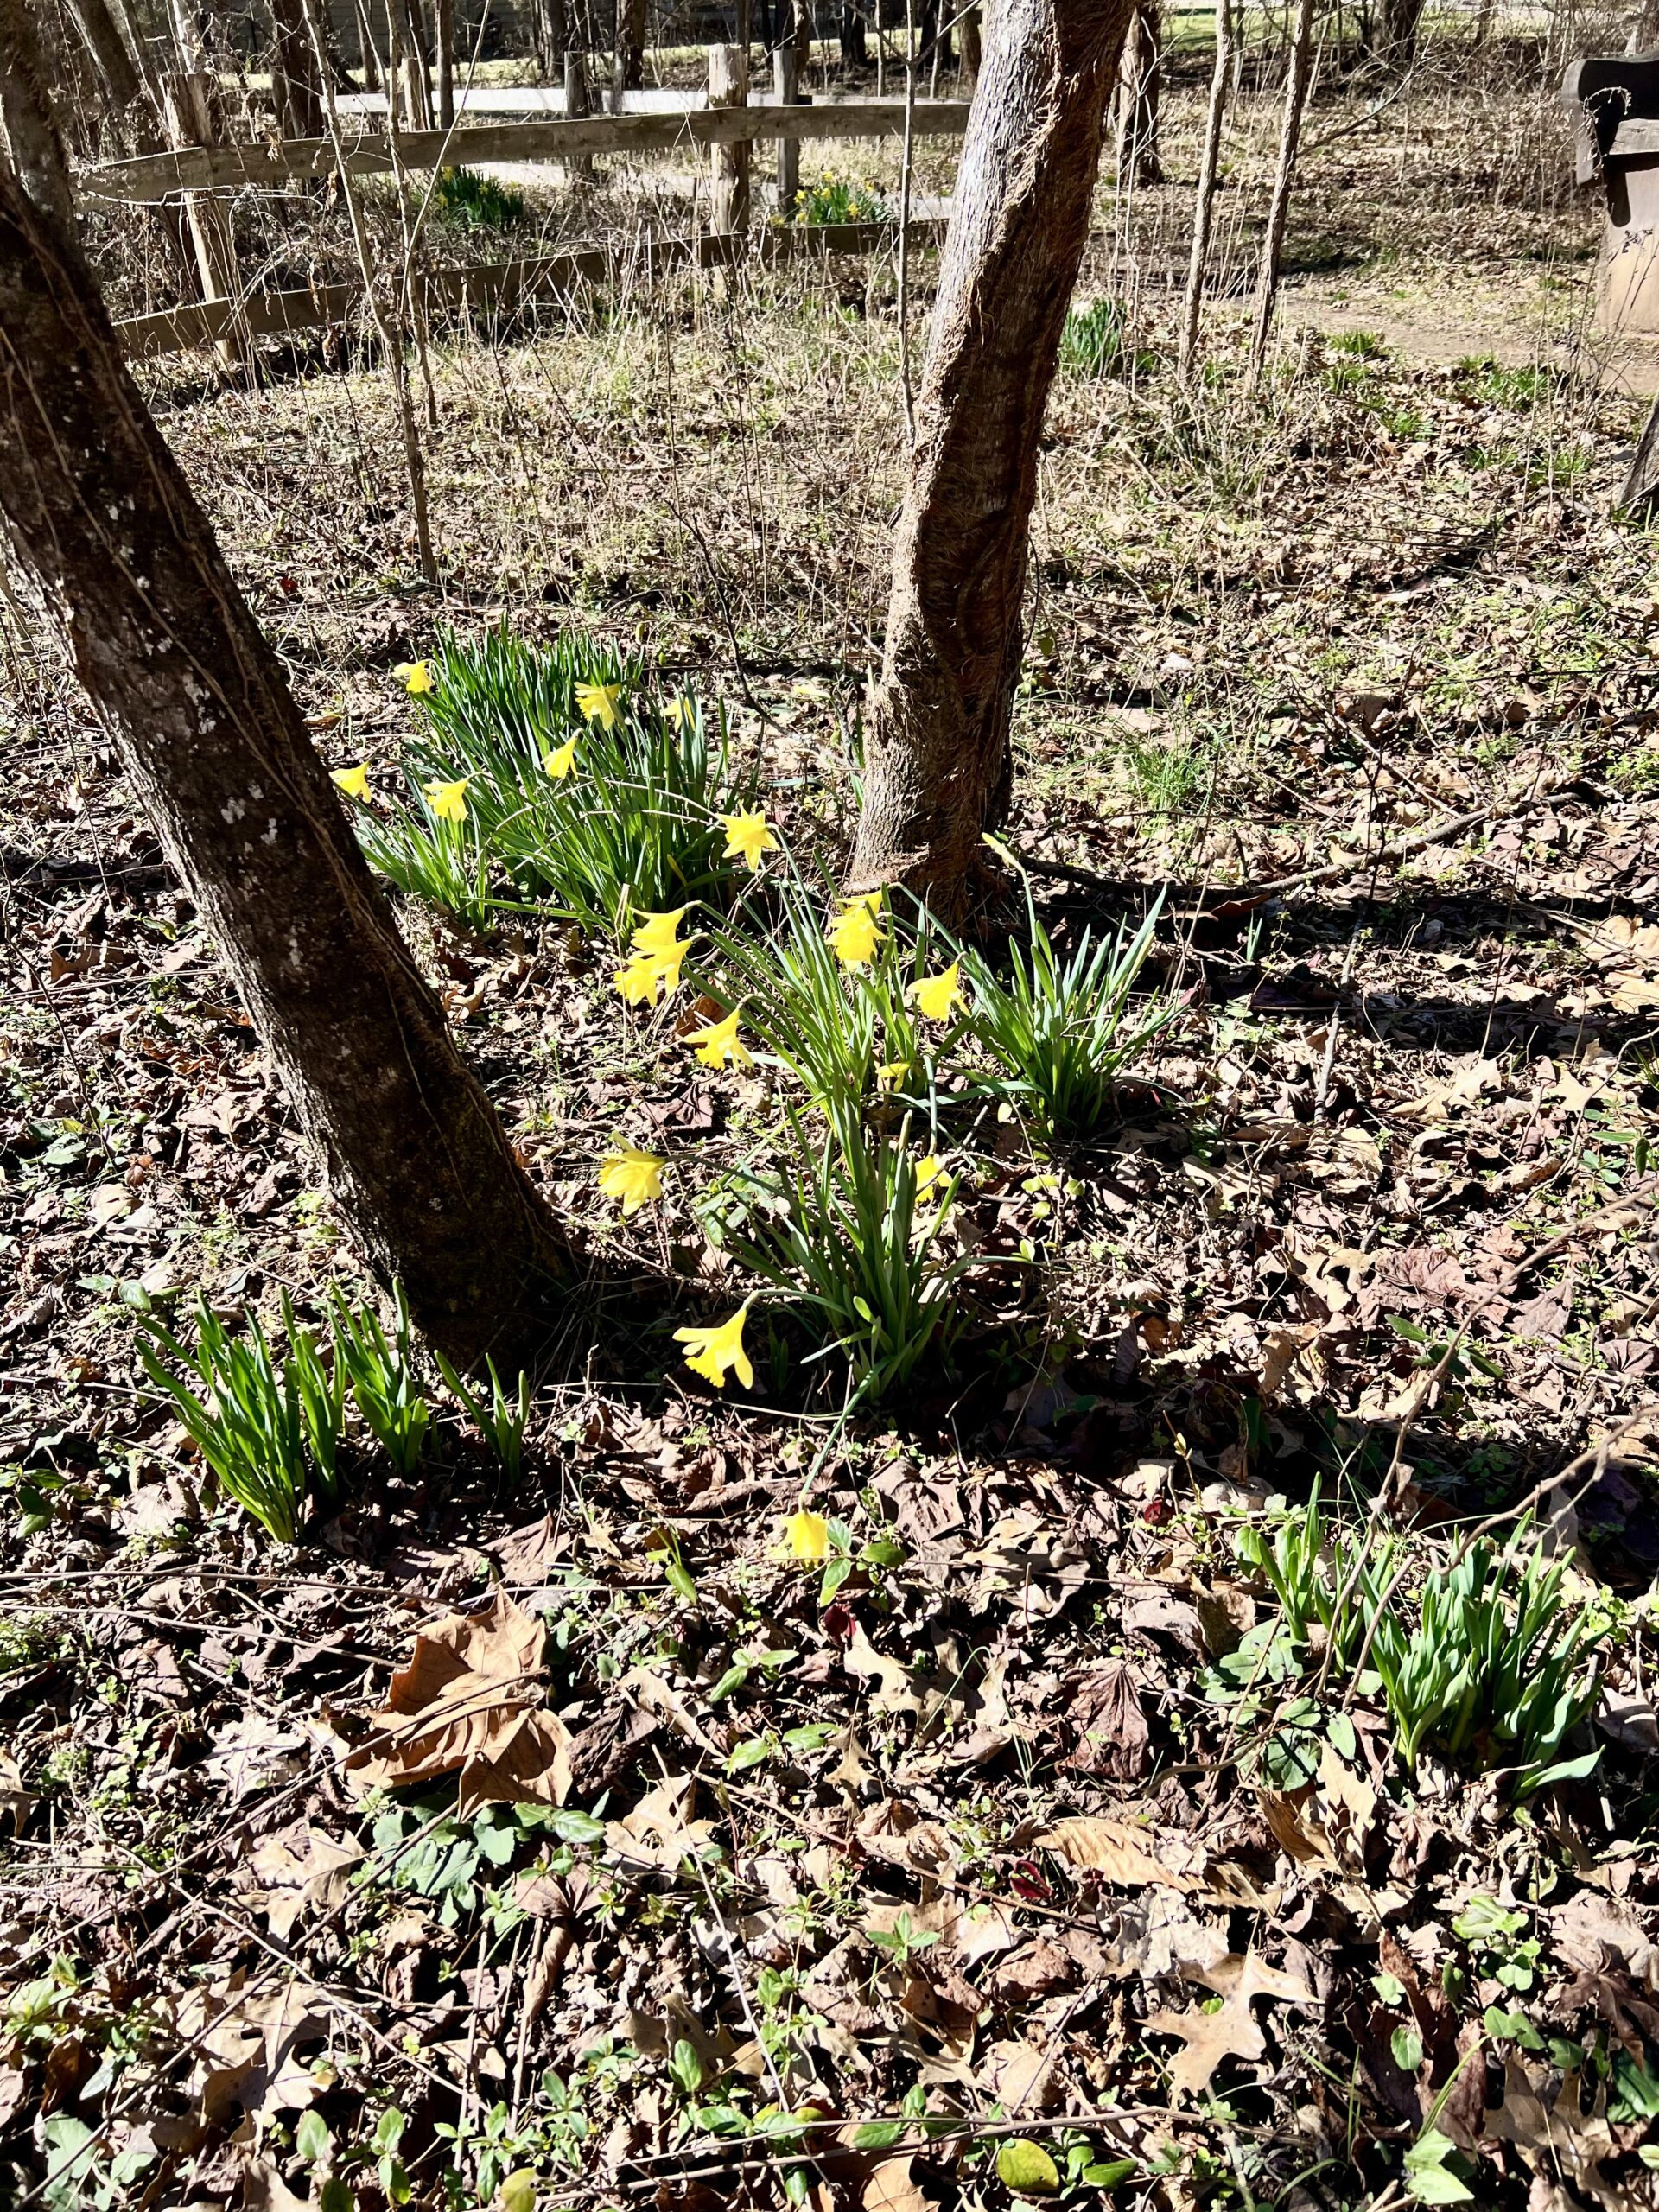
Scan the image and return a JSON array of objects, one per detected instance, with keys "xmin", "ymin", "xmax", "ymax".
[
  {"xmin": 83, "ymin": 99, "xmax": 972, "ymax": 205},
  {"xmin": 113, "ymin": 216, "xmax": 950, "ymax": 359}
]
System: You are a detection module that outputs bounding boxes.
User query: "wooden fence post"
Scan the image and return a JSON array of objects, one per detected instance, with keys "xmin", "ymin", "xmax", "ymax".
[
  {"xmin": 564, "ymin": 48, "xmax": 592, "ymax": 180},
  {"xmin": 773, "ymin": 40, "xmax": 799, "ymax": 214},
  {"xmin": 160, "ymin": 68, "xmax": 247, "ymax": 371},
  {"xmin": 708, "ymin": 42, "xmax": 749, "ymax": 233}
]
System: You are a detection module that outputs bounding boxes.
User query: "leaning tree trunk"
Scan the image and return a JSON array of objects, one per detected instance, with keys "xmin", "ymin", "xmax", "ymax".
[
  {"xmin": 0, "ymin": 2, "xmax": 571, "ymax": 1370},
  {"xmin": 849, "ymin": 0, "xmax": 1133, "ymax": 913}
]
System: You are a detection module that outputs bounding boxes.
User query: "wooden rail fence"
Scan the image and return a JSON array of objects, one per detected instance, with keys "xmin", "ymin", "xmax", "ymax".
[
  {"xmin": 88, "ymin": 67, "xmax": 968, "ymax": 362},
  {"xmin": 113, "ymin": 217, "xmax": 950, "ymax": 359},
  {"xmin": 84, "ymin": 98, "xmax": 971, "ymax": 203}
]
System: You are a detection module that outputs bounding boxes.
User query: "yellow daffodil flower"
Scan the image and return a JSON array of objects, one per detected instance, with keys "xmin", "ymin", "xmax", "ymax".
[
  {"xmin": 423, "ymin": 776, "xmax": 470, "ymax": 823},
  {"xmin": 330, "ymin": 762, "xmax": 371, "ymax": 803},
  {"xmin": 597, "ymin": 1144, "xmax": 664, "ymax": 1215},
  {"xmin": 828, "ymin": 899, "xmax": 881, "ymax": 968},
  {"xmin": 614, "ymin": 957, "xmax": 664, "ymax": 1007},
  {"xmin": 685, "ymin": 1007, "xmax": 752, "ymax": 1071},
  {"xmin": 915, "ymin": 1154, "xmax": 944, "ymax": 1196},
  {"xmin": 911, "ymin": 962, "xmax": 963, "ymax": 1021},
  {"xmin": 630, "ymin": 906, "xmax": 690, "ymax": 959},
  {"xmin": 613, "ymin": 910, "xmax": 692, "ymax": 1007},
  {"xmin": 875, "ymin": 1060, "xmax": 910, "ymax": 1093},
  {"xmin": 575, "ymin": 679, "xmax": 622, "ymax": 731},
  {"xmin": 664, "ymin": 694, "xmax": 694, "ymax": 730},
  {"xmin": 784, "ymin": 1508, "xmax": 829, "ymax": 1562},
  {"xmin": 397, "ymin": 660, "xmax": 435, "ymax": 696},
  {"xmin": 674, "ymin": 1299, "xmax": 755, "ymax": 1389},
  {"xmin": 719, "ymin": 811, "xmax": 778, "ymax": 871},
  {"xmin": 542, "ymin": 735, "xmax": 578, "ymax": 779}
]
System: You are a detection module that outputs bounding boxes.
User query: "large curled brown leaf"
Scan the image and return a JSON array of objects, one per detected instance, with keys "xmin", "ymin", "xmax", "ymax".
[{"xmin": 344, "ymin": 1591, "xmax": 572, "ymax": 1814}]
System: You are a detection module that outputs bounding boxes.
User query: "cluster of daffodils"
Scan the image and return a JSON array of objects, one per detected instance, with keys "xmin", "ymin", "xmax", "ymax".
[
  {"xmin": 600, "ymin": 881, "xmax": 970, "ymax": 1399},
  {"xmin": 326, "ymin": 668, "xmax": 650, "ymax": 826}
]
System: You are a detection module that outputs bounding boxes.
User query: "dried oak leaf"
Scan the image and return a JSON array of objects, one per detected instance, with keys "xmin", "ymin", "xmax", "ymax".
[
  {"xmin": 1037, "ymin": 1815, "xmax": 1207, "ymax": 1891},
  {"xmin": 344, "ymin": 1591, "xmax": 572, "ymax": 1814},
  {"xmin": 1145, "ymin": 1951, "xmax": 1318, "ymax": 2101}
]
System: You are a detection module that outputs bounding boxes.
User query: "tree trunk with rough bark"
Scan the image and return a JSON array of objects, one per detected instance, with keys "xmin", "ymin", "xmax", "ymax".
[
  {"xmin": 0, "ymin": 2, "xmax": 572, "ymax": 1370},
  {"xmin": 271, "ymin": 0, "xmax": 324, "ymax": 136},
  {"xmin": 1373, "ymin": 0, "xmax": 1422, "ymax": 67},
  {"xmin": 849, "ymin": 0, "xmax": 1132, "ymax": 914},
  {"xmin": 1115, "ymin": 0, "xmax": 1160, "ymax": 184},
  {"xmin": 1248, "ymin": 0, "xmax": 1314, "ymax": 381},
  {"xmin": 618, "ymin": 0, "xmax": 645, "ymax": 87}
]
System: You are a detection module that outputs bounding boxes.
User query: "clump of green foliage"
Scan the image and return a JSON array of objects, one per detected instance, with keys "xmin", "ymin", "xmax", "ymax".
[
  {"xmin": 354, "ymin": 629, "xmax": 749, "ymax": 939},
  {"xmin": 1217, "ymin": 1494, "xmax": 1605, "ymax": 1796},
  {"xmin": 793, "ymin": 170, "xmax": 889, "ymax": 225},
  {"xmin": 432, "ymin": 164, "xmax": 529, "ymax": 230},
  {"xmin": 960, "ymin": 863, "xmax": 1172, "ymax": 1139},
  {"xmin": 1059, "ymin": 296, "xmax": 1131, "ymax": 378}
]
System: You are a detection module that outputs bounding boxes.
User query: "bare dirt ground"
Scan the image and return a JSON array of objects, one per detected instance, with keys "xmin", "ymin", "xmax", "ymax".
[{"xmin": 3, "ymin": 22, "xmax": 1659, "ymax": 2212}]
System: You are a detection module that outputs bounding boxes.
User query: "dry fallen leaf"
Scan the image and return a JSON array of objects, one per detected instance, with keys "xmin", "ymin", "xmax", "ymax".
[
  {"xmin": 1145, "ymin": 1949, "xmax": 1319, "ymax": 2100},
  {"xmin": 345, "ymin": 1591, "xmax": 572, "ymax": 1813},
  {"xmin": 862, "ymin": 2154, "xmax": 926, "ymax": 2212},
  {"xmin": 243, "ymin": 1822, "xmax": 365, "ymax": 1941},
  {"xmin": 1036, "ymin": 1815, "xmax": 1207, "ymax": 1891}
]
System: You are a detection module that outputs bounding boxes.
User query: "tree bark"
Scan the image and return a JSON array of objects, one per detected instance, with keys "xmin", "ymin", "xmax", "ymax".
[
  {"xmin": 618, "ymin": 0, "xmax": 645, "ymax": 87},
  {"xmin": 960, "ymin": 3, "xmax": 981, "ymax": 84},
  {"xmin": 435, "ymin": 0, "xmax": 455, "ymax": 122},
  {"xmin": 0, "ymin": 2, "xmax": 571, "ymax": 1370},
  {"xmin": 793, "ymin": 0, "xmax": 813, "ymax": 72},
  {"xmin": 849, "ymin": 0, "xmax": 1132, "ymax": 914},
  {"xmin": 271, "ymin": 0, "xmax": 324, "ymax": 136},
  {"xmin": 841, "ymin": 3, "xmax": 866, "ymax": 67},
  {"xmin": 1373, "ymin": 0, "xmax": 1422, "ymax": 67},
  {"xmin": 1115, "ymin": 0, "xmax": 1160, "ymax": 185},
  {"xmin": 1248, "ymin": 0, "xmax": 1315, "ymax": 382},
  {"xmin": 1178, "ymin": 0, "xmax": 1230, "ymax": 380}
]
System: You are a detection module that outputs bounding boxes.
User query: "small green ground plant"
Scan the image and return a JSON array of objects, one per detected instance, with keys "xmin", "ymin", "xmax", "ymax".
[
  {"xmin": 137, "ymin": 1293, "xmax": 339, "ymax": 1544},
  {"xmin": 961, "ymin": 861, "xmax": 1172, "ymax": 1139},
  {"xmin": 1224, "ymin": 1497, "xmax": 1605, "ymax": 1796}
]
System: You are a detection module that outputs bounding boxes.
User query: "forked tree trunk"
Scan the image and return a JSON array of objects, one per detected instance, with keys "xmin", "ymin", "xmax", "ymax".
[
  {"xmin": 849, "ymin": 0, "xmax": 1133, "ymax": 913},
  {"xmin": 0, "ymin": 3, "xmax": 571, "ymax": 1370}
]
